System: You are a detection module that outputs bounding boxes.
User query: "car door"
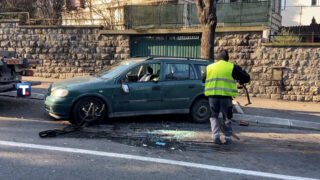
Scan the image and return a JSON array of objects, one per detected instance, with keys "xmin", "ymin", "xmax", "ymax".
[
  {"xmin": 112, "ymin": 62, "xmax": 162, "ymax": 115},
  {"xmin": 160, "ymin": 62, "xmax": 199, "ymax": 111}
]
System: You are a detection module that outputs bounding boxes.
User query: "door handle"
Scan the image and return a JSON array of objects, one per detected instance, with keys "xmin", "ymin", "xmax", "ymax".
[
  {"xmin": 152, "ymin": 86, "xmax": 160, "ymax": 91},
  {"xmin": 188, "ymin": 85, "xmax": 195, "ymax": 89}
]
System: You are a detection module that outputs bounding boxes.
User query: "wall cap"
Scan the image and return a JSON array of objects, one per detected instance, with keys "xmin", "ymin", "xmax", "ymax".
[
  {"xmin": 99, "ymin": 26, "xmax": 267, "ymax": 35},
  {"xmin": 18, "ymin": 25, "xmax": 103, "ymax": 29},
  {"xmin": 0, "ymin": 19, "xmax": 20, "ymax": 23},
  {"xmin": 263, "ymin": 43, "xmax": 320, "ymax": 47}
]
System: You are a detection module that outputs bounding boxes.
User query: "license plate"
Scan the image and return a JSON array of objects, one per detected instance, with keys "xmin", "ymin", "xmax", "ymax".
[{"xmin": 6, "ymin": 60, "xmax": 20, "ymax": 64}]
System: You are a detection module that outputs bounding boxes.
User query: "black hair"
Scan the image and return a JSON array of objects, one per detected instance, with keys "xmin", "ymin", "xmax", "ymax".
[{"xmin": 218, "ymin": 50, "xmax": 229, "ymax": 61}]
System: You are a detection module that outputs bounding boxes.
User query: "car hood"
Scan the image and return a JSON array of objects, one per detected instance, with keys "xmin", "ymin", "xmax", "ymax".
[{"xmin": 51, "ymin": 76, "xmax": 107, "ymax": 90}]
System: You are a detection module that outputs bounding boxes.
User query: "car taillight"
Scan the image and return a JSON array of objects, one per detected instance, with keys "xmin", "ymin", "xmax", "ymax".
[{"xmin": 24, "ymin": 70, "xmax": 34, "ymax": 76}]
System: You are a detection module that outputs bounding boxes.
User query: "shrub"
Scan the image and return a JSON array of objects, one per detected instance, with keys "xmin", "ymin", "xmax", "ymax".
[{"xmin": 274, "ymin": 29, "xmax": 301, "ymax": 44}]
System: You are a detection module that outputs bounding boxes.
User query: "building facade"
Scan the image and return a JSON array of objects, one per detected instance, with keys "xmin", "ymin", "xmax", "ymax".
[
  {"xmin": 62, "ymin": 0, "xmax": 281, "ymax": 31},
  {"xmin": 62, "ymin": 0, "xmax": 188, "ymax": 28},
  {"xmin": 281, "ymin": 0, "xmax": 320, "ymax": 26}
]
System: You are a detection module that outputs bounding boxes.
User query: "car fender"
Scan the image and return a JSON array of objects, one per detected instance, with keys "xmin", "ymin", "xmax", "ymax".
[
  {"xmin": 190, "ymin": 93, "xmax": 208, "ymax": 108},
  {"xmin": 71, "ymin": 93, "xmax": 113, "ymax": 116}
]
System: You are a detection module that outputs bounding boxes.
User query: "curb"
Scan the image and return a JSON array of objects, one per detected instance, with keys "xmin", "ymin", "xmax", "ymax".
[{"xmin": 233, "ymin": 114, "xmax": 320, "ymax": 131}]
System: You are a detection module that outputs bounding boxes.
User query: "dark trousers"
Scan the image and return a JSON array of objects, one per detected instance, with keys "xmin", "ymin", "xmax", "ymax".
[{"xmin": 208, "ymin": 96, "xmax": 233, "ymax": 140}]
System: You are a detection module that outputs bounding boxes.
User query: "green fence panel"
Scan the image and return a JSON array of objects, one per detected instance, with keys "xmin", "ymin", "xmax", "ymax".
[
  {"xmin": 125, "ymin": 1, "xmax": 271, "ymax": 29},
  {"xmin": 125, "ymin": 5, "xmax": 184, "ymax": 29},
  {"xmin": 131, "ymin": 39, "xmax": 201, "ymax": 58},
  {"xmin": 216, "ymin": 3, "xmax": 241, "ymax": 24},
  {"xmin": 160, "ymin": 4, "xmax": 184, "ymax": 27}
]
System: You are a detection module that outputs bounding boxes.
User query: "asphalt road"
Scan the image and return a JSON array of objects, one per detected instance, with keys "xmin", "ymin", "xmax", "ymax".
[{"xmin": 0, "ymin": 96, "xmax": 319, "ymax": 180}]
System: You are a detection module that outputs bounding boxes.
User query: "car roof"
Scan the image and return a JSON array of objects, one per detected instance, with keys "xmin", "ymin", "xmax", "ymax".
[{"xmin": 128, "ymin": 57, "xmax": 212, "ymax": 64}]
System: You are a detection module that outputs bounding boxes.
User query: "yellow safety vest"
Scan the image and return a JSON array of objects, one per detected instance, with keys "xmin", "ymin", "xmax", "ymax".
[{"xmin": 205, "ymin": 60, "xmax": 238, "ymax": 97}]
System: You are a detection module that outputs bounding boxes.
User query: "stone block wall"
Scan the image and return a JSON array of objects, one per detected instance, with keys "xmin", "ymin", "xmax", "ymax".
[
  {"xmin": 215, "ymin": 32, "xmax": 319, "ymax": 102},
  {"xmin": 0, "ymin": 21, "xmax": 130, "ymax": 79},
  {"xmin": 0, "ymin": 21, "xmax": 319, "ymax": 102}
]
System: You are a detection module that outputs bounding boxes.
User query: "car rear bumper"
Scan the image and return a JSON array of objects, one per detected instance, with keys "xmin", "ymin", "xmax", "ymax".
[{"xmin": 45, "ymin": 96, "xmax": 72, "ymax": 119}]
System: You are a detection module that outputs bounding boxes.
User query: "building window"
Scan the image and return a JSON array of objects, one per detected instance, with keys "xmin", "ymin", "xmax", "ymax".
[
  {"xmin": 281, "ymin": 0, "xmax": 286, "ymax": 10},
  {"xmin": 66, "ymin": 0, "xmax": 86, "ymax": 10},
  {"xmin": 75, "ymin": 0, "xmax": 86, "ymax": 8},
  {"xmin": 312, "ymin": 0, "xmax": 317, "ymax": 6},
  {"xmin": 66, "ymin": 0, "xmax": 76, "ymax": 11},
  {"xmin": 272, "ymin": 0, "xmax": 280, "ymax": 13}
]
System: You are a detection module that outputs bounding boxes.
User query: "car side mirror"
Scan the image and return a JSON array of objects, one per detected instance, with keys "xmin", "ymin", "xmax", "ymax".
[{"xmin": 121, "ymin": 83, "xmax": 129, "ymax": 93}]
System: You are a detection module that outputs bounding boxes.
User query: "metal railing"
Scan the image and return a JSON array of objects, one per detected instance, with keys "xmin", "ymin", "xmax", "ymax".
[
  {"xmin": 0, "ymin": 1, "xmax": 276, "ymax": 29},
  {"xmin": 125, "ymin": 1, "xmax": 273, "ymax": 29},
  {"xmin": 0, "ymin": 12, "xmax": 30, "ymax": 24},
  {"xmin": 271, "ymin": 34, "xmax": 320, "ymax": 43}
]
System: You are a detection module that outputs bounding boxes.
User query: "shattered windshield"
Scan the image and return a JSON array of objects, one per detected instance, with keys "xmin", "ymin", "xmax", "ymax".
[{"xmin": 93, "ymin": 61, "xmax": 139, "ymax": 79}]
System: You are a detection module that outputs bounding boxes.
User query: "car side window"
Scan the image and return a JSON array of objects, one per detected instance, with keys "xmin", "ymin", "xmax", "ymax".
[
  {"xmin": 125, "ymin": 63, "xmax": 161, "ymax": 83},
  {"xmin": 164, "ymin": 63, "xmax": 195, "ymax": 80},
  {"xmin": 194, "ymin": 64, "xmax": 207, "ymax": 79}
]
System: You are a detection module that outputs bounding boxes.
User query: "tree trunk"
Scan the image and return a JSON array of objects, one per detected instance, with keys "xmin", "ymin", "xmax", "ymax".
[
  {"xmin": 195, "ymin": 0, "xmax": 217, "ymax": 60},
  {"xmin": 201, "ymin": 23, "xmax": 216, "ymax": 60}
]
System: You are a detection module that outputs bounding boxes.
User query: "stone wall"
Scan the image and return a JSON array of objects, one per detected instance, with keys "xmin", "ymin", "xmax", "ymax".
[
  {"xmin": 215, "ymin": 31, "xmax": 320, "ymax": 102},
  {"xmin": 0, "ymin": 21, "xmax": 319, "ymax": 102},
  {"xmin": 0, "ymin": 21, "xmax": 130, "ymax": 79}
]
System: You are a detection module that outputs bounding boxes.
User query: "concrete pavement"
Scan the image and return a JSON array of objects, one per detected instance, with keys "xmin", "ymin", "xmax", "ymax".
[
  {"xmin": 0, "ymin": 107, "xmax": 320, "ymax": 180},
  {"xmin": 234, "ymin": 96, "xmax": 320, "ymax": 131},
  {"xmin": 0, "ymin": 91, "xmax": 320, "ymax": 180},
  {"xmin": 233, "ymin": 114, "xmax": 320, "ymax": 131}
]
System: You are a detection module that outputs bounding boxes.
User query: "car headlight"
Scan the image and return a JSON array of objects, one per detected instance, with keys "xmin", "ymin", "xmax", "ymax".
[{"xmin": 50, "ymin": 89, "xmax": 69, "ymax": 97}]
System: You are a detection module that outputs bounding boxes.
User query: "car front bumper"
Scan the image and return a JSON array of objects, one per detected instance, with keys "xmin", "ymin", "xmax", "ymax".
[{"xmin": 45, "ymin": 96, "xmax": 73, "ymax": 119}]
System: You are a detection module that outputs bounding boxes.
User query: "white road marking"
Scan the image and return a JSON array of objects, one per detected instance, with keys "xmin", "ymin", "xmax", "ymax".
[{"xmin": 0, "ymin": 140, "xmax": 318, "ymax": 180}]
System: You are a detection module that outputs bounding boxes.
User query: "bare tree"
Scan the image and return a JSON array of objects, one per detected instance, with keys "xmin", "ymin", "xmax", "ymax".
[
  {"xmin": 36, "ymin": 0, "xmax": 64, "ymax": 25},
  {"xmin": 68, "ymin": 0, "xmax": 123, "ymax": 29},
  {"xmin": 194, "ymin": 0, "xmax": 217, "ymax": 60},
  {"xmin": 89, "ymin": 0, "xmax": 120, "ymax": 28}
]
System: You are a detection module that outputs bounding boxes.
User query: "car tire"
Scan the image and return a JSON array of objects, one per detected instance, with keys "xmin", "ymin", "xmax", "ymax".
[
  {"xmin": 190, "ymin": 98, "xmax": 210, "ymax": 123},
  {"xmin": 71, "ymin": 97, "xmax": 106, "ymax": 126}
]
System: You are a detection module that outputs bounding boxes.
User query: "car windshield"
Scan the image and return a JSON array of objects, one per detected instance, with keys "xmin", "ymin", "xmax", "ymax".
[{"xmin": 93, "ymin": 60, "xmax": 139, "ymax": 79}]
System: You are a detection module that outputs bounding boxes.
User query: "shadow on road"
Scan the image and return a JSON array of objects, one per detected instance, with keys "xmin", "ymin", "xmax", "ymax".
[{"xmin": 1, "ymin": 95, "xmax": 320, "ymax": 155}]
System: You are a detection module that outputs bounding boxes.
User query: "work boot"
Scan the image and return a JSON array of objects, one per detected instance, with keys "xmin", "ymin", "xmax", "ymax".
[
  {"xmin": 224, "ymin": 137, "xmax": 232, "ymax": 145},
  {"xmin": 213, "ymin": 137, "xmax": 222, "ymax": 145}
]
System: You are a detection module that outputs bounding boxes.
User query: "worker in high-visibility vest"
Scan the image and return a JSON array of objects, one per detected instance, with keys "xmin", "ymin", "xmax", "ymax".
[{"xmin": 203, "ymin": 50, "xmax": 250, "ymax": 145}]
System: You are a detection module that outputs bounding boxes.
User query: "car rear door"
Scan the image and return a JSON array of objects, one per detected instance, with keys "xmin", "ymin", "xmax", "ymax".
[{"xmin": 160, "ymin": 62, "xmax": 200, "ymax": 111}]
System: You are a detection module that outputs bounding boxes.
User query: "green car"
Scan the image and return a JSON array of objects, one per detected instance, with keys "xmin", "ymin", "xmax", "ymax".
[{"xmin": 45, "ymin": 57, "xmax": 211, "ymax": 125}]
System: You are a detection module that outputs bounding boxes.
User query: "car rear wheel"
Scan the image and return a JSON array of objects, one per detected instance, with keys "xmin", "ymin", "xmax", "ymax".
[
  {"xmin": 71, "ymin": 97, "xmax": 106, "ymax": 126},
  {"xmin": 190, "ymin": 98, "xmax": 210, "ymax": 123}
]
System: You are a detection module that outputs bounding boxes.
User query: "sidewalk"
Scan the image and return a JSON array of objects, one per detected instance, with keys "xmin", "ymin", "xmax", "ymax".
[{"xmin": 234, "ymin": 96, "xmax": 320, "ymax": 131}]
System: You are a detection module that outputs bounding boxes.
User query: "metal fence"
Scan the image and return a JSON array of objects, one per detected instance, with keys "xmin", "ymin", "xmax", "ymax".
[
  {"xmin": 0, "ymin": 12, "xmax": 30, "ymax": 24},
  {"xmin": 1, "ymin": 1, "xmax": 274, "ymax": 28},
  {"xmin": 271, "ymin": 25, "xmax": 320, "ymax": 43},
  {"xmin": 124, "ymin": 4, "xmax": 185, "ymax": 29},
  {"xmin": 125, "ymin": 1, "xmax": 272, "ymax": 29},
  {"xmin": 271, "ymin": 34, "xmax": 320, "ymax": 43}
]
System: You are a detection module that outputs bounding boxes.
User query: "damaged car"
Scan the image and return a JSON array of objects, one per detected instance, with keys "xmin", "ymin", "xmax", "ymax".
[{"xmin": 45, "ymin": 57, "xmax": 211, "ymax": 125}]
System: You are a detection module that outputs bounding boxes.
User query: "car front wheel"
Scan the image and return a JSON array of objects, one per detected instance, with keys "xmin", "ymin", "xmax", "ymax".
[
  {"xmin": 71, "ymin": 97, "xmax": 106, "ymax": 126},
  {"xmin": 190, "ymin": 98, "xmax": 210, "ymax": 123}
]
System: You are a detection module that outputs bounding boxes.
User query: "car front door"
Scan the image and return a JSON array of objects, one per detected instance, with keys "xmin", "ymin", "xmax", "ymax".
[
  {"xmin": 112, "ymin": 62, "xmax": 162, "ymax": 116},
  {"xmin": 160, "ymin": 62, "xmax": 200, "ymax": 111}
]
